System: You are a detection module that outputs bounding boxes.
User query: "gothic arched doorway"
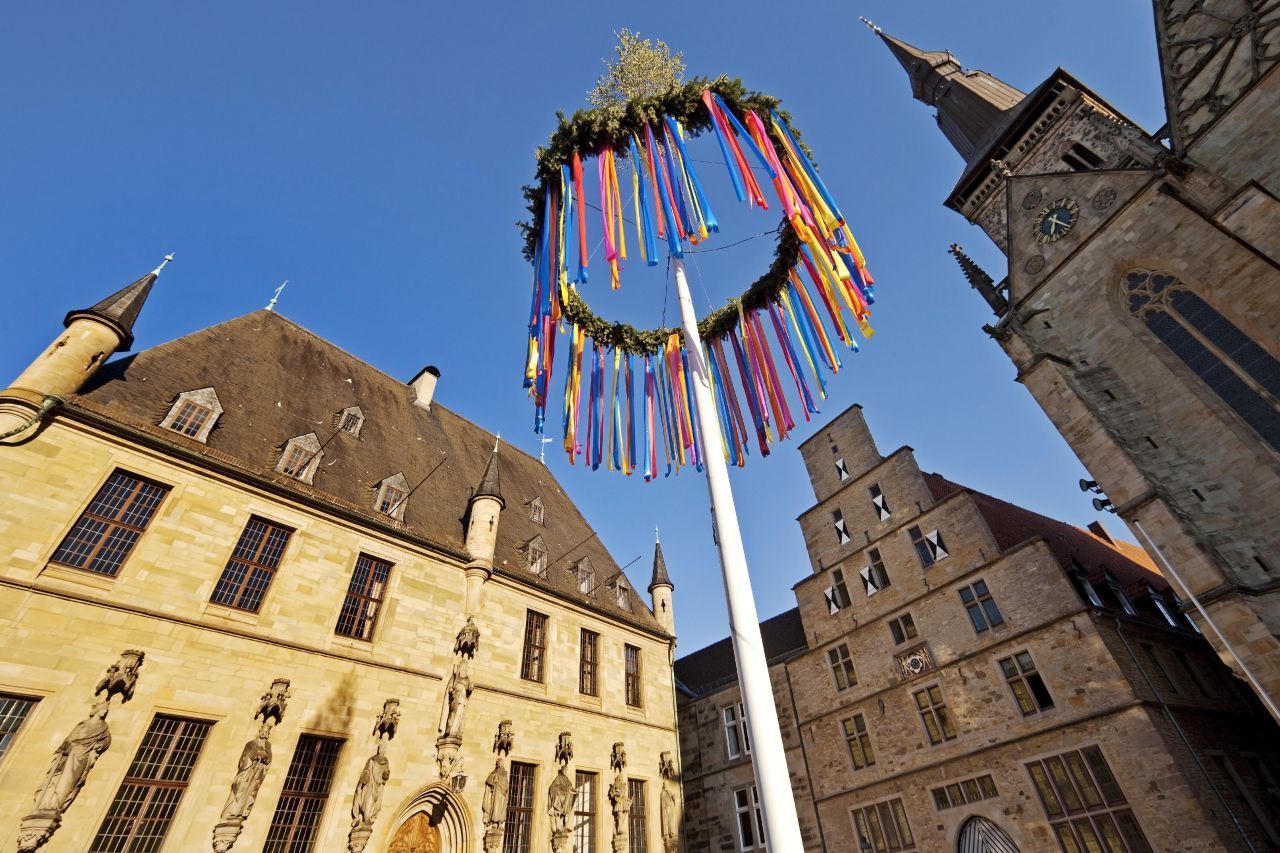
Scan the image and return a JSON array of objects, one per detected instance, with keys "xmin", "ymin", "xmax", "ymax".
[
  {"xmin": 387, "ymin": 784, "xmax": 469, "ymax": 853},
  {"xmin": 958, "ymin": 816, "xmax": 1020, "ymax": 853},
  {"xmin": 389, "ymin": 813, "xmax": 440, "ymax": 853}
]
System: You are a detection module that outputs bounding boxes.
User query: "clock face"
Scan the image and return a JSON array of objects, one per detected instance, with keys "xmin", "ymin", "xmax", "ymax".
[{"xmin": 1033, "ymin": 197, "xmax": 1080, "ymax": 244}]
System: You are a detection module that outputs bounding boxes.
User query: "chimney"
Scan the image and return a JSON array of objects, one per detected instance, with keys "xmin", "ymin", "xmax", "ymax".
[
  {"xmin": 409, "ymin": 366, "xmax": 440, "ymax": 411},
  {"xmin": 1087, "ymin": 521, "xmax": 1114, "ymax": 544}
]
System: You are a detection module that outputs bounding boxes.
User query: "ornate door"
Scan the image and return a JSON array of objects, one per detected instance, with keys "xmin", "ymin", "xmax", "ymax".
[{"xmin": 388, "ymin": 812, "xmax": 441, "ymax": 853}]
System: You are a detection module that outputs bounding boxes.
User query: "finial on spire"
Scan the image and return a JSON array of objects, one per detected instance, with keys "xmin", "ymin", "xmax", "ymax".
[
  {"xmin": 494, "ymin": 434, "xmax": 501, "ymax": 454},
  {"xmin": 266, "ymin": 280, "xmax": 288, "ymax": 312},
  {"xmin": 151, "ymin": 253, "xmax": 175, "ymax": 277},
  {"xmin": 655, "ymin": 526, "xmax": 660, "ymax": 544},
  {"xmin": 858, "ymin": 16, "xmax": 881, "ymax": 33}
]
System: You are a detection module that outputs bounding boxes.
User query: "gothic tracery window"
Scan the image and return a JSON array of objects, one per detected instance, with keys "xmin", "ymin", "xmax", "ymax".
[{"xmin": 1124, "ymin": 270, "xmax": 1280, "ymax": 450}]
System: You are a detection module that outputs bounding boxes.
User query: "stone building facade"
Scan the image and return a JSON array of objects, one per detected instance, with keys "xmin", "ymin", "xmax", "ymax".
[
  {"xmin": 0, "ymin": 268, "xmax": 682, "ymax": 853},
  {"xmin": 867, "ymin": 2, "xmax": 1280, "ymax": 719},
  {"xmin": 678, "ymin": 403, "xmax": 1280, "ymax": 852}
]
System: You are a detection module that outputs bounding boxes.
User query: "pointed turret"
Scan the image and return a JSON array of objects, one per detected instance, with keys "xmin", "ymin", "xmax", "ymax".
[
  {"xmin": 863, "ymin": 20, "xmax": 1025, "ymax": 165},
  {"xmin": 63, "ymin": 254, "xmax": 172, "ymax": 351},
  {"xmin": 472, "ymin": 440, "xmax": 504, "ymax": 507},
  {"xmin": 649, "ymin": 532, "xmax": 675, "ymax": 635},
  {"xmin": 949, "ymin": 244, "xmax": 1008, "ymax": 315},
  {"xmin": 649, "ymin": 539, "xmax": 673, "ymax": 593},
  {"xmin": 6, "ymin": 256, "xmax": 172, "ymax": 409}
]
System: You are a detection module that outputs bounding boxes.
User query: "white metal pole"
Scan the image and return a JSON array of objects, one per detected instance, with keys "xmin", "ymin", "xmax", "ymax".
[{"xmin": 671, "ymin": 257, "xmax": 806, "ymax": 850}]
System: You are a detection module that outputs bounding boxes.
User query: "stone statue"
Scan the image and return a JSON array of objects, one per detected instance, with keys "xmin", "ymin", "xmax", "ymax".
[
  {"xmin": 94, "ymin": 650, "xmax": 144, "ymax": 703},
  {"xmin": 548, "ymin": 767, "xmax": 573, "ymax": 832},
  {"xmin": 351, "ymin": 742, "xmax": 390, "ymax": 827},
  {"xmin": 440, "ymin": 658, "xmax": 472, "ymax": 738},
  {"xmin": 373, "ymin": 698, "xmax": 400, "ymax": 740},
  {"xmin": 31, "ymin": 701, "xmax": 112, "ymax": 813},
  {"xmin": 482, "ymin": 758, "xmax": 509, "ymax": 828},
  {"xmin": 221, "ymin": 723, "xmax": 273, "ymax": 820},
  {"xmin": 493, "ymin": 720, "xmax": 514, "ymax": 756},
  {"xmin": 454, "ymin": 617, "xmax": 480, "ymax": 659},
  {"xmin": 660, "ymin": 784, "xmax": 677, "ymax": 845},
  {"xmin": 608, "ymin": 774, "xmax": 631, "ymax": 836},
  {"xmin": 610, "ymin": 742, "xmax": 627, "ymax": 774}
]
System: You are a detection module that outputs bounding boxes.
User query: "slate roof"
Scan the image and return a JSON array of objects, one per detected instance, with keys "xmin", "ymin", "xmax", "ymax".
[
  {"xmin": 674, "ymin": 608, "xmax": 807, "ymax": 698},
  {"xmin": 73, "ymin": 309, "xmax": 662, "ymax": 634},
  {"xmin": 923, "ymin": 473, "xmax": 1183, "ymax": 623}
]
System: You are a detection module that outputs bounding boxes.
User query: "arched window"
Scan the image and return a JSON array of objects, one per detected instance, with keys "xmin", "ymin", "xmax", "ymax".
[
  {"xmin": 957, "ymin": 816, "xmax": 1020, "ymax": 853},
  {"xmin": 1124, "ymin": 270, "xmax": 1280, "ymax": 450}
]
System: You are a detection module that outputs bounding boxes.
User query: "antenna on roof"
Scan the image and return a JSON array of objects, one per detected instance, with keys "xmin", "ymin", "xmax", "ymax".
[
  {"xmin": 266, "ymin": 280, "xmax": 288, "ymax": 312},
  {"xmin": 151, "ymin": 253, "xmax": 175, "ymax": 276},
  {"xmin": 538, "ymin": 436, "xmax": 554, "ymax": 465}
]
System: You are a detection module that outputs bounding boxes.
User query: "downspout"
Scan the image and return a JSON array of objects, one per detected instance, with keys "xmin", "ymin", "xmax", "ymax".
[
  {"xmin": 667, "ymin": 636, "xmax": 689, "ymax": 852},
  {"xmin": 0, "ymin": 395, "xmax": 64, "ymax": 442},
  {"xmin": 1130, "ymin": 518, "xmax": 1280, "ymax": 722},
  {"xmin": 1109, "ymin": 613, "xmax": 1256, "ymax": 852}
]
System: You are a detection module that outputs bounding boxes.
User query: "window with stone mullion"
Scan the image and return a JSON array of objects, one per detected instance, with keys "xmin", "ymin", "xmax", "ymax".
[
  {"xmin": 50, "ymin": 471, "xmax": 169, "ymax": 577},
  {"xmin": 90, "ymin": 715, "xmax": 213, "ymax": 853},
  {"xmin": 573, "ymin": 771, "xmax": 598, "ymax": 853},
  {"xmin": 210, "ymin": 517, "xmax": 292, "ymax": 612},
  {"xmin": 335, "ymin": 554, "xmax": 392, "ymax": 640},
  {"xmin": 503, "ymin": 762, "xmax": 537, "ymax": 853},
  {"xmin": 263, "ymin": 735, "xmax": 343, "ymax": 853},
  {"xmin": 520, "ymin": 611, "xmax": 547, "ymax": 682},
  {"xmin": 1026, "ymin": 746, "xmax": 1150, "ymax": 853}
]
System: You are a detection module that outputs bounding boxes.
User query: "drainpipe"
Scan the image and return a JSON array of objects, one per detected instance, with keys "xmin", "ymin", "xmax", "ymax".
[
  {"xmin": 0, "ymin": 395, "xmax": 64, "ymax": 442},
  {"xmin": 1110, "ymin": 614, "xmax": 1256, "ymax": 852},
  {"xmin": 1130, "ymin": 519, "xmax": 1280, "ymax": 723}
]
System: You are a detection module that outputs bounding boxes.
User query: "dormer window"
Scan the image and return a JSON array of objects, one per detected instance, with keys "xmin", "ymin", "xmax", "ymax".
[
  {"xmin": 374, "ymin": 473, "xmax": 410, "ymax": 520},
  {"xmin": 160, "ymin": 388, "xmax": 223, "ymax": 443},
  {"xmin": 1104, "ymin": 571, "xmax": 1137, "ymax": 616},
  {"xmin": 337, "ymin": 406, "xmax": 365, "ymax": 437},
  {"xmin": 570, "ymin": 557, "xmax": 594, "ymax": 594},
  {"xmin": 277, "ymin": 434, "xmax": 322, "ymax": 484},
  {"xmin": 529, "ymin": 497, "xmax": 546, "ymax": 526},
  {"xmin": 1148, "ymin": 585, "xmax": 1179, "ymax": 627},
  {"xmin": 524, "ymin": 536, "xmax": 548, "ymax": 577},
  {"xmin": 612, "ymin": 576, "xmax": 632, "ymax": 611},
  {"xmin": 1072, "ymin": 563, "xmax": 1105, "ymax": 608}
]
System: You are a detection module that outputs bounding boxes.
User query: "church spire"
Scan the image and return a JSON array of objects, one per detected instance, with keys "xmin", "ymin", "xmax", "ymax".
[
  {"xmin": 864, "ymin": 22, "xmax": 1026, "ymax": 165},
  {"xmin": 63, "ymin": 254, "xmax": 173, "ymax": 351},
  {"xmin": 949, "ymin": 244, "xmax": 1008, "ymax": 315}
]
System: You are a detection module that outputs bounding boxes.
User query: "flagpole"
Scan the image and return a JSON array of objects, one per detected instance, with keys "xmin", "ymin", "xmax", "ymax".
[{"xmin": 671, "ymin": 256, "xmax": 805, "ymax": 850}]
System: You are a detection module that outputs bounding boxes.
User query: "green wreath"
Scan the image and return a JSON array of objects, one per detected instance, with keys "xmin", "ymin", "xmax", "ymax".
[{"xmin": 519, "ymin": 76, "xmax": 814, "ymax": 352}]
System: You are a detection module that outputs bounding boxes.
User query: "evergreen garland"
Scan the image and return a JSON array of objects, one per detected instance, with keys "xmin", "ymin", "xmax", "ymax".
[{"xmin": 520, "ymin": 76, "xmax": 817, "ymax": 350}]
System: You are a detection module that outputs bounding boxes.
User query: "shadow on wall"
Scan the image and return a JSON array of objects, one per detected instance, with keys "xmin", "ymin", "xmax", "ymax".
[{"xmin": 307, "ymin": 668, "xmax": 358, "ymax": 735}]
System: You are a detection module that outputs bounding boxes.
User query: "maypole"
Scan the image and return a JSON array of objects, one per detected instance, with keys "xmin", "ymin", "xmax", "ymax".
[
  {"xmin": 671, "ymin": 256, "xmax": 804, "ymax": 848},
  {"xmin": 519, "ymin": 34, "xmax": 880, "ymax": 849}
]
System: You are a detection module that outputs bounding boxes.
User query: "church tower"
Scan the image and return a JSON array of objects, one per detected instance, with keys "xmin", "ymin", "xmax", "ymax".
[
  {"xmin": 869, "ymin": 14, "xmax": 1280, "ymax": 720},
  {"xmin": 0, "ymin": 257, "xmax": 169, "ymax": 441}
]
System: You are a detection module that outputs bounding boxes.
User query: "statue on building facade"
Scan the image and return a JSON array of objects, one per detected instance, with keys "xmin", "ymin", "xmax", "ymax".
[
  {"xmin": 220, "ymin": 723, "xmax": 273, "ymax": 820},
  {"xmin": 437, "ymin": 619, "xmax": 481, "ymax": 780},
  {"xmin": 608, "ymin": 742, "xmax": 630, "ymax": 853},
  {"xmin": 18, "ymin": 650, "xmax": 145, "ymax": 853},
  {"xmin": 212, "ymin": 677, "xmax": 291, "ymax": 853},
  {"xmin": 659, "ymin": 751, "xmax": 679, "ymax": 851},
  {"xmin": 483, "ymin": 720, "xmax": 514, "ymax": 853},
  {"xmin": 349, "ymin": 698, "xmax": 400, "ymax": 853},
  {"xmin": 549, "ymin": 731, "xmax": 574, "ymax": 851}
]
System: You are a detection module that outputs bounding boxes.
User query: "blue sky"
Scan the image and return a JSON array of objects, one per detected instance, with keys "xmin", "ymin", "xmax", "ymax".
[{"xmin": 0, "ymin": 2, "xmax": 1167, "ymax": 653}]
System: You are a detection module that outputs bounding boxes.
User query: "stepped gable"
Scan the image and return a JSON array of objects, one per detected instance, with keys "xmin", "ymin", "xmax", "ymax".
[
  {"xmin": 674, "ymin": 608, "xmax": 807, "ymax": 698},
  {"xmin": 923, "ymin": 472, "xmax": 1169, "ymax": 600},
  {"xmin": 74, "ymin": 309, "xmax": 660, "ymax": 632}
]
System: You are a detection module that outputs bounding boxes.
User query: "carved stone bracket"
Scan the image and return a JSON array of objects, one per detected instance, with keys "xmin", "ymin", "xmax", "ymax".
[
  {"xmin": 483, "ymin": 721, "xmax": 515, "ymax": 853},
  {"xmin": 348, "ymin": 698, "xmax": 400, "ymax": 853},
  {"xmin": 18, "ymin": 651, "xmax": 145, "ymax": 852},
  {"xmin": 212, "ymin": 678, "xmax": 291, "ymax": 853}
]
